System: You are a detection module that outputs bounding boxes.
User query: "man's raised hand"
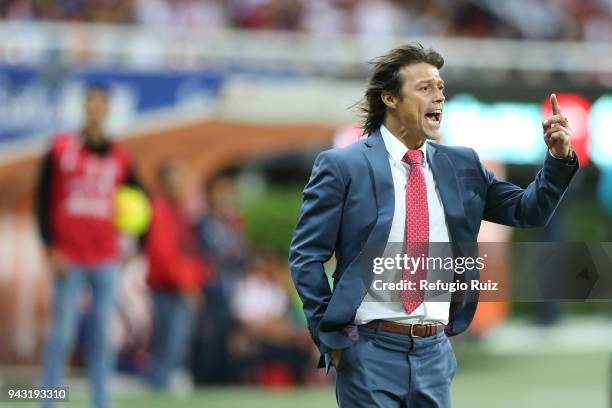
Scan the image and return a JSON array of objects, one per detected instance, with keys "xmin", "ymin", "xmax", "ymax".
[{"xmin": 543, "ymin": 93, "xmax": 573, "ymax": 160}]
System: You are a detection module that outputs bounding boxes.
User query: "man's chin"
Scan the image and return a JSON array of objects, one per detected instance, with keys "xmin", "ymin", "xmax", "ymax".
[{"xmin": 424, "ymin": 131, "xmax": 441, "ymax": 142}]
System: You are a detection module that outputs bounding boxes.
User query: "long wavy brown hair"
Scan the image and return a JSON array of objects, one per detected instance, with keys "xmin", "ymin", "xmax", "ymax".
[{"xmin": 359, "ymin": 43, "xmax": 444, "ymax": 136}]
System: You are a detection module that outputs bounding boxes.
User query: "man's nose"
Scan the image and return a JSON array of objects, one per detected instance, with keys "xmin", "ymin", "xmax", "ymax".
[{"xmin": 434, "ymin": 90, "xmax": 445, "ymax": 104}]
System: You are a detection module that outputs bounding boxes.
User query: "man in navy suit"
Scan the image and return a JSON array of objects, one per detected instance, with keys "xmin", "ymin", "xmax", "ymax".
[{"xmin": 289, "ymin": 44, "xmax": 578, "ymax": 407}]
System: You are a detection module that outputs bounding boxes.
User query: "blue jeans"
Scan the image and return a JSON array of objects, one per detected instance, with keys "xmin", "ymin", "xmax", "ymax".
[
  {"xmin": 145, "ymin": 291, "xmax": 194, "ymax": 388},
  {"xmin": 335, "ymin": 324, "xmax": 457, "ymax": 408},
  {"xmin": 41, "ymin": 263, "xmax": 119, "ymax": 408}
]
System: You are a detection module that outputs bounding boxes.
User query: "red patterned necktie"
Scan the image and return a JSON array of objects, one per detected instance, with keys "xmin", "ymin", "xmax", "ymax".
[{"xmin": 400, "ymin": 149, "xmax": 429, "ymax": 314}]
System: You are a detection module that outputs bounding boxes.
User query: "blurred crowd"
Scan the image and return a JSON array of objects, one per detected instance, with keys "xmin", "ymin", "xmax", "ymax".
[
  {"xmin": 34, "ymin": 84, "xmax": 317, "ymax": 405},
  {"xmin": 1, "ymin": 0, "xmax": 612, "ymax": 41},
  {"xmin": 133, "ymin": 164, "xmax": 316, "ymax": 388}
]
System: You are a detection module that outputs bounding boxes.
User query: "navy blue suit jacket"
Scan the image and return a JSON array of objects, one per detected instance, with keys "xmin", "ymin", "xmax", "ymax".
[{"xmin": 289, "ymin": 129, "xmax": 578, "ymax": 367}]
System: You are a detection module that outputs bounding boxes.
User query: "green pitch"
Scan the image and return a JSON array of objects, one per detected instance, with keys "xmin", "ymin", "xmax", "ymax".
[{"xmin": 3, "ymin": 352, "xmax": 607, "ymax": 408}]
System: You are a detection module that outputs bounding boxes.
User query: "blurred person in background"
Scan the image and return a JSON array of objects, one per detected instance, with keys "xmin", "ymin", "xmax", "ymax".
[
  {"xmin": 199, "ymin": 171, "xmax": 247, "ymax": 293},
  {"xmin": 144, "ymin": 160, "xmax": 207, "ymax": 390},
  {"xmin": 35, "ymin": 83, "xmax": 141, "ymax": 408},
  {"xmin": 191, "ymin": 171, "xmax": 249, "ymax": 384},
  {"xmin": 229, "ymin": 249, "xmax": 314, "ymax": 385},
  {"xmin": 134, "ymin": 0, "xmax": 225, "ymax": 30},
  {"xmin": 289, "ymin": 43, "xmax": 579, "ymax": 407},
  {"xmin": 0, "ymin": 0, "xmax": 135, "ymax": 23}
]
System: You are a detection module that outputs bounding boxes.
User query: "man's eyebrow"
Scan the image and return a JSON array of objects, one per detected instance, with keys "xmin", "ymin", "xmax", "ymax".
[{"xmin": 415, "ymin": 79, "xmax": 445, "ymax": 86}]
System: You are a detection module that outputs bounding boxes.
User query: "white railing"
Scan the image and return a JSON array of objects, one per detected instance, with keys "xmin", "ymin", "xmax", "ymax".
[{"xmin": 0, "ymin": 21, "xmax": 611, "ymax": 76}]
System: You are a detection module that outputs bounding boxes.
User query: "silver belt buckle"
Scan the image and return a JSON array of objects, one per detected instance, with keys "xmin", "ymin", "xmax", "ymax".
[{"xmin": 410, "ymin": 324, "xmax": 422, "ymax": 338}]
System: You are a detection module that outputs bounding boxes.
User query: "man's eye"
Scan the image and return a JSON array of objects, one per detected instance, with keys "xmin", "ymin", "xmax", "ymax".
[{"xmin": 420, "ymin": 86, "xmax": 429, "ymax": 91}]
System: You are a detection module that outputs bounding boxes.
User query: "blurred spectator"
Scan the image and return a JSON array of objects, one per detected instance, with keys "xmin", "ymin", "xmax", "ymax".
[
  {"xmin": 144, "ymin": 160, "xmax": 207, "ymax": 390},
  {"xmin": 135, "ymin": 0, "xmax": 225, "ymax": 30},
  {"xmin": 191, "ymin": 171, "xmax": 248, "ymax": 385},
  {"xmin": 82, "ymin": 0, "xmax": 135, "ymax": 25},
  {"xmin": 228, "ymin": 250, "xmax": 314, "ymax": 385},
  {"xmin": 354, "ymin": 0, "xmax": 405, "ymax": 37},
  {"xmin": 408, "ymin": 2, "xmax": 453, "ymax": 37},
  {"xmin": 199, "ymin": 171, "xmax": 247, "ymax": 282},
  {"xmin": 228, "ymin": 0, "xmax": 275, "ymax": 30},
  {"xmin": 1, "ymin": 0, "xmax": 34, "ymax": 20},
  {"xmin": 35, "ymin": 83, "xmax": 140, "ymax": 408},
  {"xmin": 133, "ymin": 0, "xmax": 170, "ymax": 26},
  {"xmin": 302, "ymin": 0, "xmax": 349, "ymax": 35},
  {"xmin": 579, "ymin": 0, "xmax": 612, "ymax": 41},
  {"xmin": 1, "ymin": 0, "xmax": 135, "ymax": 24}
]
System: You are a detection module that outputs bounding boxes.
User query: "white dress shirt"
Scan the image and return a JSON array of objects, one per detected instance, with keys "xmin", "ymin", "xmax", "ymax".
[{"xmin": 354, "ymin": 125, "xmax": 451, "ymax": 325}]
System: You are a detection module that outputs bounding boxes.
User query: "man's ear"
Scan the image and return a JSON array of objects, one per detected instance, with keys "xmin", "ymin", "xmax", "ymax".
[{"xmin": 381, "ymin": 91, "xmax": 397, "ymax": 110}]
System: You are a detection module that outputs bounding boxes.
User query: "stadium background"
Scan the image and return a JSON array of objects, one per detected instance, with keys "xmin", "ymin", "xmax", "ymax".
[{"xmin": 0, "ymin": 0, "xmax": 612, "ymax": 406}]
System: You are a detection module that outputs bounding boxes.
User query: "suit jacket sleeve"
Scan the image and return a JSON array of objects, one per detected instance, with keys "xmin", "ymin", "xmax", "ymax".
[
  {"xmin": 479, "ymin": 149, "xmax": 579, "ymax": 227},
  {"xmin": 289, "ymin": 150, "xmax": 346, "ymax": 353}
]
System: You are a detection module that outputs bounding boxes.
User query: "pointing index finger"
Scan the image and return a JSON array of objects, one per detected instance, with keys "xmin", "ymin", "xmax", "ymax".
[{"xmin": 550, "ymin": 93, "xmax": 562, "ymax": 115}]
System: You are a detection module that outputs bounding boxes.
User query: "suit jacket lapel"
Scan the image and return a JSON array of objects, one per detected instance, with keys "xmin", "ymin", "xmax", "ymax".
[
  {"xmin": 363, "ymin": 130, "xmax": 395, "ymax": 246},
  {"xmin": 427, "ymin": 142, "xmax": 471, "ymax": 241},
  {"xmin": 319, "ymin": 130, "xmax": 393, "ymax": 328}
]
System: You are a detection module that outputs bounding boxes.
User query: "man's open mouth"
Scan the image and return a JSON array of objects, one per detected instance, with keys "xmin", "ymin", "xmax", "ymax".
[{"xmin": 425, "ymin": 109, "xmax": 442, "ymax": 126}]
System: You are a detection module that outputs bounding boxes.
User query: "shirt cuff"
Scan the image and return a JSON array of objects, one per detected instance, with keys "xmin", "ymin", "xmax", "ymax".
[{"xmin": 548, "ymin": 148, "xmax": 575, "ymax": 164}]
